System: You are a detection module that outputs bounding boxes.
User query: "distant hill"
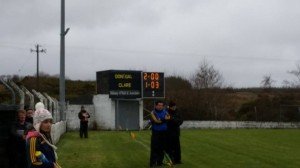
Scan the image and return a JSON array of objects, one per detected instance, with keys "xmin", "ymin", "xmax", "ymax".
[
  {"xmin": 0, "ymin": 75, "xmax": 96, "ymax": 104},
  {"xmin": 1, "ymin": 75, "xmax": 300, "ymax": 121}
]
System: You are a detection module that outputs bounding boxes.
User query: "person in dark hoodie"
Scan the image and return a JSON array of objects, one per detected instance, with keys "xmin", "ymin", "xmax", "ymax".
[
  {"xmin": 149, "ymin": 101, "xmax": 170, "ymax": 167},
  {"xmin": 167, "ymin": 101, "xmax": 183, "ymax": 164},
  {"xmin": 9, "ymin": 109, "xmax": 32, "ymax": 168},
  {"xmin": 26, "ymin": 102, "xmax": 61, "ymax": 168}
]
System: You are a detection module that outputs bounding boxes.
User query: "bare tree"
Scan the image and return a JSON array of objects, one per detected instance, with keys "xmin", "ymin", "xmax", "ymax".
[
  {"xmin": 283, "ymin": 63, "xmax": 300, "ymax": 88},
  {"xmin": 261, "ymin": 74, "xmax": 275, "ymax": 88},
  {"xmin": 191, "ymin": 59, "xmax": 224, "ymax": 89}
]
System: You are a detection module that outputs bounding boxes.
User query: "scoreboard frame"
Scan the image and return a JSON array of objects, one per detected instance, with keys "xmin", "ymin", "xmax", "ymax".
[{"xmin": 97, "ymin": 70, "xmax": 165, "ymax": 99}]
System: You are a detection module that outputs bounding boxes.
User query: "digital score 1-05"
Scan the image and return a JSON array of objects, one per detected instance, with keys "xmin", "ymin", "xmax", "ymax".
[{"xmin": 142, "ymin": 72, "xmax": 165, "ymax": 98}]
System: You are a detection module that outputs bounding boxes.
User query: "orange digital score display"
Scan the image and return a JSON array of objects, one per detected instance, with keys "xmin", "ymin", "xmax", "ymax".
[{"xmin": 142, "ymin": 72, "xmax": 165, "ymax": 98}]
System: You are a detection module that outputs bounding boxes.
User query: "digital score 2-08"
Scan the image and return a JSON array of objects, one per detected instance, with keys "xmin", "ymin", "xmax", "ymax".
[{"xmin": 142, "ymin": 72, "xmax": 165, "ymax": 98}]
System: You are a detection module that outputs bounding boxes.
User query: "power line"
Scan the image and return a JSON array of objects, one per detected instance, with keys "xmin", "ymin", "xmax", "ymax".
[
  {"xmin": 0, "ymin": 44, "xmax": 29, "ymax": 50},
  {"xmin": 1, "ymin": 41, "xmax": 299, "ymax": 62},
  {"xmin": 31, "ymin": 44, "xmax": 46, "ymax": 91}
]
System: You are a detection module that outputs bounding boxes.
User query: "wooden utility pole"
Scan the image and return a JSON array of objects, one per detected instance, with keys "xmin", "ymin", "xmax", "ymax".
[{"xmin": 31, "ymin": 44, "xmax": 46, "ymax": 91}]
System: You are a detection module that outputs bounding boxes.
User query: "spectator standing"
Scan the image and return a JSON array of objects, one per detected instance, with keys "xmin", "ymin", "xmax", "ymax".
[{"xmin": 78, "ymin": 106, "xmax": 90, "ymax": 138}]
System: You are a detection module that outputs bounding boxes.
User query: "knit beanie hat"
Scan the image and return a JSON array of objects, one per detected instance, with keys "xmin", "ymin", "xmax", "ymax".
[
  {"xmin": 35, "ymin": 102, "xmax": 45, "ymax": 110},
  {"xmin": 33, "ymin": 102, "xmax": 53, "ymax": 132}
]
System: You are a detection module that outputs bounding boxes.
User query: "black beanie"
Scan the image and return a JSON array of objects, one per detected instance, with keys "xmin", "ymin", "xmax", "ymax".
[{"xmin": 169, "ymin": 101, "xmax": 176, "ymax": 107}]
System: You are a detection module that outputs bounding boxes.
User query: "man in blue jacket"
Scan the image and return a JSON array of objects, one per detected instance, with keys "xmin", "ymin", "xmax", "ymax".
[{"xmin": 149, "ymin": 101, "xmax": 170, "ymax": 167}]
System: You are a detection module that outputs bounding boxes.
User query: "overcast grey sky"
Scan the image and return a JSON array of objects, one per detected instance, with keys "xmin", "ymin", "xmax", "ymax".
[{"xmin": 0, "ymin": 0, "xmax": 300, "ymax": 87}]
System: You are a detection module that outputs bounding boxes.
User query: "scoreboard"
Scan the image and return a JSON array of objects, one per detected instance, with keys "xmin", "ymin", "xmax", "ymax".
[
  {"xmin": 142, "ymin": 72, "xmax": 165, "ymax": 99},
  {"xmin": 97, "ymin": 70, "xmax": 165, "ymax": 99}
]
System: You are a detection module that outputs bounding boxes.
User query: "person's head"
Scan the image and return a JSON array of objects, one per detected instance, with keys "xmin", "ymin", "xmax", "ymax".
[
  {"xmin": 81, "ymin": 105, "xmax": 85, "ymax": 111},
  {"xmin": 169, "ymin": 101, "xmax": 177, "ymax": 111},
  {"xmin": 17, "ymin": 109, "xmax": 26, "ymax": 123},
  {"xmin": 40, "ymin": 119, "xmax": 53, "ymax": 133},
  {"xmin": 33, "ymin": 102, "xmax": 53, "ymax": 133},
  {"xmin": 26, "ymin": 109, "xmax": 34, "ymax": 118},
  {"xmin": 155, "ymin": 101, "xmax": 165, "ymax": 111}
]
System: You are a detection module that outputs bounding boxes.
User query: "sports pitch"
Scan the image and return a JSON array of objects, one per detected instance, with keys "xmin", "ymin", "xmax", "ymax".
[{"xmin": 56, "ymin": 129, "xmax": 300, "ymax": 168}]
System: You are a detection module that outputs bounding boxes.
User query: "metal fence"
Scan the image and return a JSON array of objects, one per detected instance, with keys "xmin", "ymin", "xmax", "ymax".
[{"xmin": 0, "ymin": 78, "xmax": 65, "ymax": 123}]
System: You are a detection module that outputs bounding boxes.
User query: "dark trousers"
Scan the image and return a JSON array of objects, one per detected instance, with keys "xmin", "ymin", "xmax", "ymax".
[
  {"xmin": 9, "ymin": 149, "xmax": 27, "ymax": 168},
  {"xmin": 150, "ymin": 131, "xmax": 167, "ymax": 167},
  {"xmin": 8, "ymin": 139, "xmax": 27, "ymax": 168},
  {"xmin": 80, "ymin": 122, "xmax": 88, "ymax": 138},
  {"xmin": 167, "ymin": 135, "xmax": 181, "ymax": 163}
]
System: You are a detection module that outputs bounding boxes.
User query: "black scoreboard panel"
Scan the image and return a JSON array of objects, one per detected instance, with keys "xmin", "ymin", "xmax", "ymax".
[
  {"xmin": 97, "ymin": 70, "xmax": 142, "ymax": 99},
  {"xmin": 142, "ymin": 72, "xmax": 165, "ymax": 98},
  {"xmin": 96, "ymin": 71, "xmax": 110, "ymax": 94}
]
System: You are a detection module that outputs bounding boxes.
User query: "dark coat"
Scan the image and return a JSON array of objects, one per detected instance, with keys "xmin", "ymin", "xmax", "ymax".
[
  {"xmin": 9, "ymin": 121, "xmax": 32, "ymax": 168},
  {"xmin": 26, "ymin": 117, "xmax": 33, "ymax": 124},
  {"xmin": 26, "ymin": 131, "xmax": 56, "ymax": 168},
  {"xmin": 167, "ymin": 109, "xmax": 183, "ymax": 136},
  {"xmin": 78, "ymin": 111, "xmax": 90, "ymax": 124}
]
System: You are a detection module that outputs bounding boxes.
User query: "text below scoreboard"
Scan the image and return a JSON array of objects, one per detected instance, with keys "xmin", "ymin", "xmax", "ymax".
[{"xmin": 142, "ymin": 72, "xmax": 165, "ymax": 99}]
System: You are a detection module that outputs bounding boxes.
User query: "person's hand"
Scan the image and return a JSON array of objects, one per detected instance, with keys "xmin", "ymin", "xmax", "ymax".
[
  {"xmin": 54, "ymin": 163, "xmax": 61, "ymax": 168},
  {"xmin": 165, "ymin": 114, "xmax": 171, "ymax": 120}
]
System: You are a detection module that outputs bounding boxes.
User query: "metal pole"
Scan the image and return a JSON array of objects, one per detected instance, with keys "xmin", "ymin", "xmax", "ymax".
[
  {"xmin": 279, "ymin": 105, "xmax": 282, "ymax": 122},
  {"xmin": 53, "ymin": 98, "xmax": 60, "ymax": 122},
  {"xmin": 37, "ymin": 44, "xmax": 39, "ymax": 90},
  {"xmin": 20, "ymin": 86, "xmax": 34, "ymax": 109},
  {"xmin": 60, "ymin": 0, "xmax": 65, "ymax": 121},
  {"xmin": 254, "ymin": 106, "xmax": 257, "ymax": 121},
  {"xmin": 9, "ymin": 80, "xmax": 25, "ymax": 109},
  {"xmin": 31, "ymin": 44, "xmax": 45, "ymax": 91},
  {"xmin": 44, "ymin": 93, "xmax": 54, "ymax": 117},
  {"xmin": 0, "ymin": 78, "xmax": 16, "ymax": 105},
  {"xmin": 32, "ymin": 89, "xmax": 45, "ymax": 107},
  {"xmin": 116, "ymin": 99, "xmax": 119, "ymax": 130}
]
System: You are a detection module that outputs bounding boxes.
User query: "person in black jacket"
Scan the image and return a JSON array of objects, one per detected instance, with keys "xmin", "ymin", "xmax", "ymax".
[
  {"xmin": 9, "ymin": 109, "xmax": 32, "ymax": 168},
  {"xmin": 167, "ymin": 101, "xmax": 183, "ymax": 164},
  {"xmin": 78, "ymin": 106, "xmax": 90, "ymax": 138},
  {"xmin": 26, "ymin": 109, "xmax": 34, "ymax": 124}
]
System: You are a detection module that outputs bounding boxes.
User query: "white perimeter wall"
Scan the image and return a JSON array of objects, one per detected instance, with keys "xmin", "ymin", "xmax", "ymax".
[
  {"xmin": 180, "ymin": 121, "xmax": 300, "ymax": 129},
  {"xmin": 93, "ymin": 94, "xmax": 116, "ymax": 130},
  {"xmin": 143, "ymin": 120, "xmax": 300, "ymax": 129},
  {"xmin": 51, "ymin": 121, "xmax": 66, "ymax": 144}
]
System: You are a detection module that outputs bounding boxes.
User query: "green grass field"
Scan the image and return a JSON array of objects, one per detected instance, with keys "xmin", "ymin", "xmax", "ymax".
[{"xmin": 56, "ymin": 129, "xmax": 300, "ymax": 168}]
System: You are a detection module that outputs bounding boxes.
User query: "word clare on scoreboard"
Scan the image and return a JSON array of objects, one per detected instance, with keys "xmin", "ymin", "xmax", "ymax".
[{"xmin": 97, "ymin": 70, "xmax": 165, "ymax": 99}]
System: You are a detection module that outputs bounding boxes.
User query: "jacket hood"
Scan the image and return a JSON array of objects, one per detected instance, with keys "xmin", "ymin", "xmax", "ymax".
[{"xmin": 26, "ymin": 130, "xmax": 40, "ymax": 140}]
